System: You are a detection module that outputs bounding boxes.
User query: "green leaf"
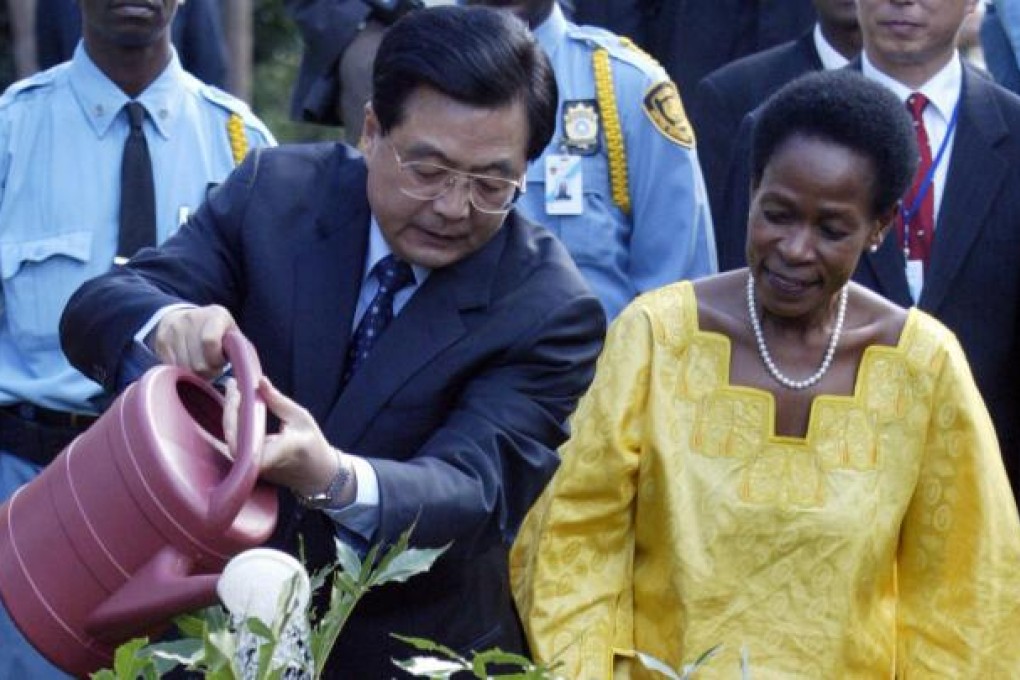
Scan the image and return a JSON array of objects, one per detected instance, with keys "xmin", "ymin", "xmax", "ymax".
[
  {"xmin": 370, "ymin": 544, "xmax": 449, "ymax": 586},
  {"xmin": 470, "ymin": 647, "xmax": 535, "ymax": 673},
  {"xmin": 247, "ymin": 616, "xmax": 276, "ymax": 641},
  {"xmin": 110, "ymin": 637, "xmax": 156, "ymax": 679},
  {"xmin": 173, "ymin": 611, "xmax": 208, "ymax": 639},
  {"xmin": 147, "ymin": 638, "xmax": 204, "ymax": 667},
  {"xmin": 308, "ymin": 562, "xmax": 335, "ymax": 596},
  {"xmin": 392, "ymin": 655, "xmax": 466, "ymax": 678},
  {"xmin": 203, "ymin": 625, "xmax": 237, "ymax": 673},
  {"xmin": 681, "ymin": 643, "xmax": 722, "ymax": 678},
  {"xmin": 90, "ymin": 671, "xmax": 116, "ymax": 679},
  {"xmin": 636, "ymin": 651, "xmax": 682, "ymax": 679},
  {"xmin": 333, "ymin": 538, "xmax": 363, "ymax": 580},
  {"xmin": 391, "ymin": 633, "xmax": 465, "ymax": 663}
]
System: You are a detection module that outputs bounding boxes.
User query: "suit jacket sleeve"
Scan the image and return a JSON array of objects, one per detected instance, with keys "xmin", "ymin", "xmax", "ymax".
[
  {"xmin": 60, "ymin": 148, "xmax": 256, "ymax": 389},
  {"xmin": 367, "ymin": 253, "xmax": 607, "ymax": 557}
]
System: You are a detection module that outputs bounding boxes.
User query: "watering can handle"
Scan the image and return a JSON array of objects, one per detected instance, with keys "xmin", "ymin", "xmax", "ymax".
[{"xmin": 207, "ymin": 329, "xmax": 267, "ymax": 531}]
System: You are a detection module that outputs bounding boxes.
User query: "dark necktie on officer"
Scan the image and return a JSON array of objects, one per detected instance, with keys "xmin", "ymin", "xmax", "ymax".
[
  {"xmin": 341, "ymin": 254, "xmax": 416, "ymax": 386},
  {"xmin": 117, "ymin": 101, "xmax": 157, "ymax": 264}
]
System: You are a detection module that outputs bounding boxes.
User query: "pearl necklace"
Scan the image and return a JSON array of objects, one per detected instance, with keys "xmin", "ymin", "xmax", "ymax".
[{"xmin": 746, "ymin": 273, "xmax": 848, "ymax": 390}]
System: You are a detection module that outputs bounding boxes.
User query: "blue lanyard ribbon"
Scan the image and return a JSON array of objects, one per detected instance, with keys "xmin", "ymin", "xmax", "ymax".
[{"xmin": 900, "ymin": 100, "xmax": 959, "ymax": 254}]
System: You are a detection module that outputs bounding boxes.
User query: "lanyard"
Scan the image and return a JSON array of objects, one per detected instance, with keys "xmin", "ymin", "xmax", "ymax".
[{"xmin": 900, "ymin": 100, "xmax": 959, "ymax": 259}]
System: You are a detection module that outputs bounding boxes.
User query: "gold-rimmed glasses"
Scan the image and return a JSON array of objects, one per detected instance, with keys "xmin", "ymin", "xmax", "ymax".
[{"xmin": 388, "ymin": 140, "xmax": 525, "ymax": 215}]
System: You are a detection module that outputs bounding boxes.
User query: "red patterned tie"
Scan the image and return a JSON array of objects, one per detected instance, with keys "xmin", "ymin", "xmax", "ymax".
[{"xmin": 897, "ymin": 92, "xmax": 935, "ymax": 268}]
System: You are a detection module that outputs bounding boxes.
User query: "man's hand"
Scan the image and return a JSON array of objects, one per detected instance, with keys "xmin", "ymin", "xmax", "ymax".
[
  {"xmin": 223, "ymin": 376, "xmax": 357, "ymax": 506},
  {"xmin": 150, "ymin": 305, "xmax": 237, "ymax": 378}
]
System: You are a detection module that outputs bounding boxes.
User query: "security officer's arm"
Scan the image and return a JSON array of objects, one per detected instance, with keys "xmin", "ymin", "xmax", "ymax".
[{"xmin": 623, "ymin": 75, "xmax": 718, "ymax": 293}]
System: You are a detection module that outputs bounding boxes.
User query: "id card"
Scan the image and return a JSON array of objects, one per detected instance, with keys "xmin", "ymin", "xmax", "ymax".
[
  {"xmin": 545, "ymin": 154, "xmax": 583, "ymax": 216},
  {"xmin": 906, "ymin": 259, "xmax": 924, "ymax": 303}
]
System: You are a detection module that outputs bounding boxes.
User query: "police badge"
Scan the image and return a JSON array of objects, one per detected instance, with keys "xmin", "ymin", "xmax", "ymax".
[{"xmin": 562, "ymin": 100, "xmax": 600, "ymax": 155}]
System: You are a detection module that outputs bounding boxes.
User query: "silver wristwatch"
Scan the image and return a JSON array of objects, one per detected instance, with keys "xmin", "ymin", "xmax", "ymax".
[{"xmin": 297, "ymin": 451, "xmax": 352, "ymax": 509}]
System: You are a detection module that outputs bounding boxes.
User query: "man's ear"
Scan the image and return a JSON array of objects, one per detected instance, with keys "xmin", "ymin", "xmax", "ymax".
[{"xmin": 359, "ymin": 102, "xmax": 379, "ymax": 154}]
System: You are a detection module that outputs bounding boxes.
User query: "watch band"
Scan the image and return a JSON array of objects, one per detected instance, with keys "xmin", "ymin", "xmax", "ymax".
[{"xmin": 298, "ymin": 448, "xmax": 352, "ymax": 509}]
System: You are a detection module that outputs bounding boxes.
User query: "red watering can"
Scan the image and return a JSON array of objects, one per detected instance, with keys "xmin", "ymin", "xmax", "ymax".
[{"xmin": 0, "ymin": 330, "xmax": 279, "ymax": 676}]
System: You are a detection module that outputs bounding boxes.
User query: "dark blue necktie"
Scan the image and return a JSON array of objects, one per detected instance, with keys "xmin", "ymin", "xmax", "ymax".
[
  {"xmin": 117, "ymin": 101, "xmax": 156, "ymax": 263},
  {"xmin": 342, "ymin": 254, "xmax": 415, "ymax": 385}
]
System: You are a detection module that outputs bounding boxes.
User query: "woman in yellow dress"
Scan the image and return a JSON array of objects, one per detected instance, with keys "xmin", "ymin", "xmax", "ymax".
[{"xmin": 511, "ymin": 69, "xmax": 1020, "ymax": 679}]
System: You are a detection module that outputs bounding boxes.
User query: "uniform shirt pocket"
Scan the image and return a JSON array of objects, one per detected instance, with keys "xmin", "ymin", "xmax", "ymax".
[
  {"xmin": 0, "ymin": 230, "xmax": 93, "ymax": 351},
  {"xmin": 524, "ymin": 154, "xmax": 621, "ymax": 265}
]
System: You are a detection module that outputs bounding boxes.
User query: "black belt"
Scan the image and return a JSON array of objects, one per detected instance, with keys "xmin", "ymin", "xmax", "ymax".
[{"xmin": 0, "ymin": 404, "xmax": 99, "ymax": 467}]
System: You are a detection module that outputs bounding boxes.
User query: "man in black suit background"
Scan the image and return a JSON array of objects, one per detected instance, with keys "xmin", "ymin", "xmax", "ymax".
[
  {"xmin": 60, "ymin": 6, "xmax": 606, "ymax": 676},
  {"xmin": 718, "ymin": 0, "xmax": 1020, "ymax": 498},
  {"xmin": 853, "ymin": 0, "xmax": 1020, "ymax": 495},
  {"xmin": 573, "ymin": 0, "xmax": 818, "ymax": 95},
  {"xmin": 690, "ymin": 0, "xmax": 861, "ymax": 263}
]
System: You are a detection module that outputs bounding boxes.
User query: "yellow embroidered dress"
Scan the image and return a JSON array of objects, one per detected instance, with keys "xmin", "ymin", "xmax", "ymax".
[{"xmin": 511, "ymin": 282, "xmax": 1020, "ymax": 679}]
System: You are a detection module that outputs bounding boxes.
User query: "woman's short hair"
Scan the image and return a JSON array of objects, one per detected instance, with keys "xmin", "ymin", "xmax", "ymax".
[
  {"xmin": 750, "ymin": 69, "xmax": 919, "ymax": 217},
  {"xmin": 371, "ymin": 5, "xmax": 557, "ymax": 161}
]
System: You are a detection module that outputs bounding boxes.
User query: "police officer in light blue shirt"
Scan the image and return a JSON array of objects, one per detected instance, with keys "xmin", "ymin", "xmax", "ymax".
[
  {"xmin": 467, "ymin": 0, "xmax": 718, "ymax": 320},
  {"xmin": 0, "ymin": 0, "xmax": 273, "ymax": 675}
]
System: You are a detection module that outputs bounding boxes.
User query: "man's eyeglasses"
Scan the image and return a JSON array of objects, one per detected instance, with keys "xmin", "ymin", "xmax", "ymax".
[{"xmin": 388, "ymin": 140, "xmax": 525, "ymax": 215}]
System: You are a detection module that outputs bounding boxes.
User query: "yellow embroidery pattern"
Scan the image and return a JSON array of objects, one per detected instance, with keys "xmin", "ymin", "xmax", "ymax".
[
  {"xmin": 227, "ymin": 113, "xmax": 248, "ymax": 166},
  {"xmin": 593, "ymin": 48, "xmax": 630, "ymax": 215},
  {"xmin": 512, "ymin": 281, "xmax": 1020, "ymax": 679}
]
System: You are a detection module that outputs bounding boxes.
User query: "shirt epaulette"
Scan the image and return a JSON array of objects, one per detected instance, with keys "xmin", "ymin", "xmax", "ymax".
[
  {"xmin": 567, "ymin": 26, "xmax": 669, "ymax": 83},
  {"xmin": 0, "ymin": 68, "xmax": 60, "ymax": 109},
  {"xmin": 197, "ymin": 84, "xmax": 276, "ymax": 162},
  {"xmin": 198, "ymin": 84, "xmax": 256, "ymax": 122}
]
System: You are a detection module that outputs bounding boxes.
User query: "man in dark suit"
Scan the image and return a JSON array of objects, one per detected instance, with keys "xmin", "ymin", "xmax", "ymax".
[
  {"xmin": 690, "ymin": 0, "xmax": 861, "ymax": 264},
  {"xmin": 853, "ymin": 0, "xmax": 1020, "ymax": 496},
  {"xmin": 59, "ymin": 6, "xmax": 606, "ymax": 677},
  {"xmin": 35, "ymin": 0, "xmax": 228, "ymax": 88},
  {"xmin": 717, "ymin": 0, "xmax": 1020, "ymax": 498}
]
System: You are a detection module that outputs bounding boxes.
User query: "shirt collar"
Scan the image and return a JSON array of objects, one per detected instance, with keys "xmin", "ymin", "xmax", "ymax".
[
  {"xmin": 531, "ymin": 2, "xmax": 568, "ymax": 59},
  {"xmin": 363, "ymin": 217, "xmax": 429, "ymax": 285},
  {"xmin": 813, "ymin": 23, "xmax": 851, "ymax": 71},
  {"xmin": 68, "ymin": 41, "xmax": 186, "ymax": 140},
  {"xmin": 862, "ymin": 50, "xmax": 962, "ymax": 122}
]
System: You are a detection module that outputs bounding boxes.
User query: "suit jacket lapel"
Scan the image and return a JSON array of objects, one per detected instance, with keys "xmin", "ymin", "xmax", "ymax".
[
  {"xmin": 292, "ymin": 149, "xmax": 371, "ymax": 422},
  {"xmin": 324, "ymin": 217, "xmax": 509, "ymax": 446},
  {"xmin": 921, "ymin": 68, "xmax": 1010, "ymax": 312}
]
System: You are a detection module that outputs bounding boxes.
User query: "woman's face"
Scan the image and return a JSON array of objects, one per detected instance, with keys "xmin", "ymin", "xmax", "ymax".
[{"xmin": 746, "ymin": 134, "xmax": 892, "ymax": 323}]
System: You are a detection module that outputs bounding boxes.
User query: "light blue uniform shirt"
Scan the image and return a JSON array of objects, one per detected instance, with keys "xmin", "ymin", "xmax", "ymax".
[
  {"xmin": 0, "ymin": 45, "xmax": 274, "ymax": 414},
  {"xmin": 519, "ymin": 4, "xmax": 717, "ymax": 320},
  {"xmin": 0, "ymin": 43, "xmax": 274, "ymax": 680}
]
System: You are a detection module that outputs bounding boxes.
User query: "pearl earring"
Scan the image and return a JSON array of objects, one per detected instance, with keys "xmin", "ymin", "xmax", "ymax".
[{"xmin": 869, "ymin": 243, "xmax": 879, "ymax": 254}]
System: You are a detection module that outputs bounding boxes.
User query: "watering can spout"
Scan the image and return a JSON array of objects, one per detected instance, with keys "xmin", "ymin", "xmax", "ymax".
[
  {"xmin": 0, "ymin": 329, "xmax": 277, "ymax": 676},
  {"xmin": 84, "ymin": 545, "xmax": 219, "ymax": 642}
]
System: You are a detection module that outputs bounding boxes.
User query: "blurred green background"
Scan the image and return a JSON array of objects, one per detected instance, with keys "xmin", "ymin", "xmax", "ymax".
[{"xmin": 251, "ymin": 0, "xmax": 339, "ymax": 143}]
